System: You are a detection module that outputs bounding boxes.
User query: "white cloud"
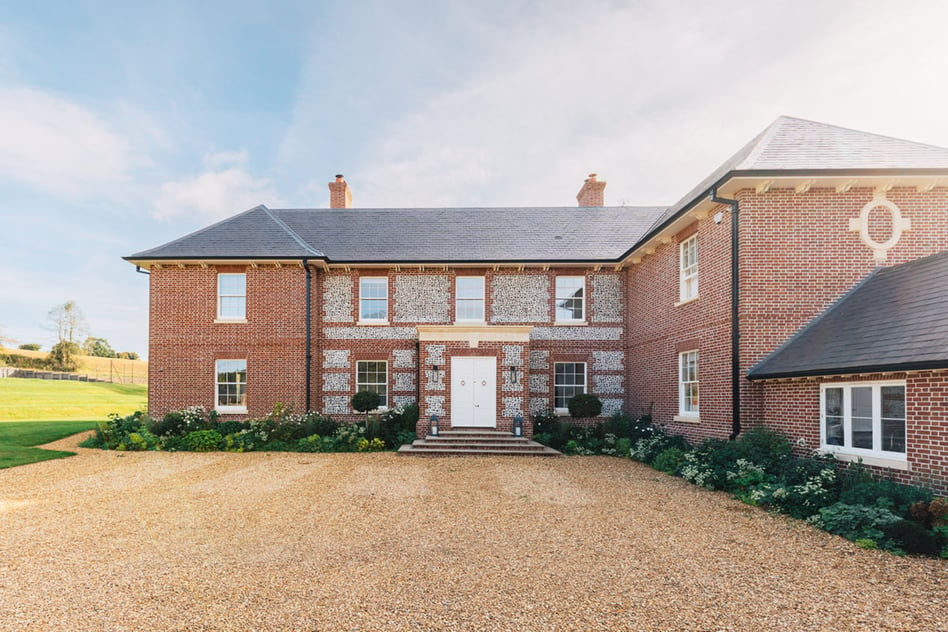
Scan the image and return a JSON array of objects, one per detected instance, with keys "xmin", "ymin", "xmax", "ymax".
[
  {"xmin": 153, "ymin": 151, "xmax": 283, "ymax": 221},
  {"xmin": 0, "ymin": 86, "xmax": 142, "ymax": 197}
]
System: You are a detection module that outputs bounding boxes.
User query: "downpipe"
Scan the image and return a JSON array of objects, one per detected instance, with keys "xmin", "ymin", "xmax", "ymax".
[{"xmin": 710, "ymin": 187, "xmax": 741, "ymax": 441}]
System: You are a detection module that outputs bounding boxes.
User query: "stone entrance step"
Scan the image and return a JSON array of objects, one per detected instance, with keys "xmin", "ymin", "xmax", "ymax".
[{"xmin": 398, "ymin": 429, "xmax": 561, "ymax": 457}]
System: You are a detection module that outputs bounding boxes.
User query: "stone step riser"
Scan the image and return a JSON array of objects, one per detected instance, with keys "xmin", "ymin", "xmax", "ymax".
[{"xmin": 412, "ymin": 444, "xmax": 547, "ymax": 452}]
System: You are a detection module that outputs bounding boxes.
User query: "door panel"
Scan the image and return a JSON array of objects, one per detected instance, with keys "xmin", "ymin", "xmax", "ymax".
[{"xmin": 451, "ymin": 357, "xmax": 496, "ymax": 427}]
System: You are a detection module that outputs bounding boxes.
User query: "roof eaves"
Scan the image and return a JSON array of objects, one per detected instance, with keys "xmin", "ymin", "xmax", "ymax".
[{"xmin": 746, "ymin": 359, "xmax": 948, "ymax": 381}]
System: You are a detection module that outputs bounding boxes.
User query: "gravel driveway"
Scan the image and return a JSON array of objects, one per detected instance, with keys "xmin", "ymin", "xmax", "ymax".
[{"xmin": 1, "ymin": 434, "xmax": 945, "ymax": 631}]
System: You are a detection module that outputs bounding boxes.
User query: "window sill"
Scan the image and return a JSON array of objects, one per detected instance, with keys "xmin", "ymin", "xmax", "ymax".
[
  {"xmin": 821, "ymin": 449, "xmax": 909, "ymax": 471},
  {"xmin": 674, "ymin": 296, "xmax": 699, "ymax": 307},
  {"xmin": 214, "ymin": 318, "xmax": 247, "ymax": 324},
  {"xmin": 554, "ymin": 320, "xmax": 587, "ymax": 326},
  {"xmin": 216, "ymin": 406, "xmax": 248, "ymax": 414},
  {"xmin": 554, "ymin": 408, "xmax": 570, "ymax": 417},
  {"xmin": 355, "ymin": 407, "xmax": 389, "ymax": 415},
  {"xmin": 357, "ymin": 320, "xmax": 390, "ymax": 326},
  {"xmin": 454, "ymin": 320, "xmax": 487, "ymax": 326},
  {"xmin": 673, "ymin": 414, "xmax": 700, "ymax": 424}
]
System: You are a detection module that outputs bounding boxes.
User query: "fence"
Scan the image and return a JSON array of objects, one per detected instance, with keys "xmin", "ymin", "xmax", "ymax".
[{"xmin": 0, "ymin": 363, "xmax": 147, "ymax": 385}]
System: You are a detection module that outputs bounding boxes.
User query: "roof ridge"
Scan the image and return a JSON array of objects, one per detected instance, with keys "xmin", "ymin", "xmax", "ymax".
[
  {"xmin": 747, "ymin": 267, "xmax": 882, "ymax": 377},
  {"xmin": 261, "ymin": 208, "xmax": 324, "ymax": 258},
  {"xmin": 735, "ymin": 116, "xmax": 787, "ymax": 169}
]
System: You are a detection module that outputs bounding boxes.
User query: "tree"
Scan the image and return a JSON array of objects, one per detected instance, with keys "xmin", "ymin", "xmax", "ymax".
[
  {"xmin": 116, "ymin": 351, "xmax": 140, "ymax": 360},
  {"xmin": 48, "ymin": 341, "xmax": 81, "ymax": 371},
  {"xmin": 82, "ymin": 336, "xmax": 116, "ymax": 358},
  {"xmin": 351, "ymin": 390, "xmax": 380, "ymax": 423},
  {"xmin": 48, "ymin": 301, "xmax": 88, "ymax": 344},
  {"xmin": 18, "ymin": 343, "xmax": 41, "ymax": 351}
]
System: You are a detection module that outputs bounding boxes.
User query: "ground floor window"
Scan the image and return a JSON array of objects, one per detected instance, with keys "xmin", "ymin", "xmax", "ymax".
[
  {"xmin": 356, "ymin": 361, "xmax": 388, "ymax": 408},
  {"xmin": 678, "ymin": 350, "xmax": 699, "ymax": 417},
  {"xmin": 216, "ymin": 359, "xmax": 247, "ymax": 412},
  {"xmin": 821, "ymin": 382, "xmax": 906, "ymax": 458},
  {"xmin": 554, "ymin": 362, "xmax": 586, "ymax": 411}
]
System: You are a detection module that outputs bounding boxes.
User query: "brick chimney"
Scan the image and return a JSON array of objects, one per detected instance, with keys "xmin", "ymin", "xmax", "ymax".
[
  {"xmin": 328, "ymin": 174, "xmax": 352, "ymax": 208},
  {"xmin": 576, "ymin": 173, "xmax": 606, "ymax": 207}
]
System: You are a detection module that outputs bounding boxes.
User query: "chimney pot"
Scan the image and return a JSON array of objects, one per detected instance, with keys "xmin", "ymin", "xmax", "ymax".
[
  {"xmin": 328, "ymin": 174, "xmax": 352, "ymax": 208},
  {"xmin": 576, "ymin": 173, "xmax": 606, "ymax": 207}
]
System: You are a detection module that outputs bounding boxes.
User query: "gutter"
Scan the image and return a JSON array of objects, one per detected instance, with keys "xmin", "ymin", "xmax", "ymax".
[
  {"xmin": 303, "ymin": 258, "xmax": 312, "ymax": 412},
  {"xmin": 710, "ymin": 187, "xmax": 742, "ymax": 441}
]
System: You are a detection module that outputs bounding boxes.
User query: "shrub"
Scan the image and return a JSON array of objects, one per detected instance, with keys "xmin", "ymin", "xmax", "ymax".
[
  {"xmin": 811, "ymin": 503, "xmax": 902, "ymax": 544},
  {"xmin": 855, "ymin": 539, "xmax": 879, "ymax": 550},
  {"xmin": 631, "ymin": 429, "xmax": 688, "ymax": 464},
  {"xmin": 748, "ymin": 462, "xmax": 838, "ymax": 519},
  {"xmin": 567, "ymin": 393, "xmax": 602, "ymax": 420},
  {"xmin": 183, "ymin": 430, "xmax": 223, "ymax": 452},
  {"xmin": 881, "ymin": 519, "xmax": 940, "ymax": 556},
  {"xmin": 216, "ymin": 420, "xmax": 250, "ymax": 436},
  {"xmin": 48, "ymin": 341, "xmax": 81, "ymax": 371},
  {"xmin": 222, "ymin": 431, "xmax": 257, "ymax": 452},
  {"xmin": 652, "ymin": 447, "xmax": 685, "ymax": 474},
  {"xmin": 604, "ymin": 412, "xmax": 656, "ymax": 442},
  {"xmin": 838, "ymin": 477, "xmax": 933, "ymax": 516},
  {"xmin": 148, "ymin": 406, "xmax": 216, "ymax": 437},
  {"xmin": 532, "ymin": 410, "xmax": 569, "ymax": 450},
  {"xmin": 368, "ymin": 402, "xmax": 419, "ymax": 447},
  {"xmin": 396, "ymin": 430, "xmax": 418, "ymax": 447},
  {"xmin": 18, "ymin": 343, "xmax": 40, "ymax": 351},
  {"xmin": 94, "ymin": 412, "xmax": 158, "ymax": 451}
]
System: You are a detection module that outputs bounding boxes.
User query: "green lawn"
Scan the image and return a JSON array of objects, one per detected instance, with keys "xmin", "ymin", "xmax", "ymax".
[
  {"xmin": 0, "ymin": 378, "xmax": 147, "ymax": 421},
  {"xmin": 0, "ymin": 420, "xmax": 99, "ymax": 469}
]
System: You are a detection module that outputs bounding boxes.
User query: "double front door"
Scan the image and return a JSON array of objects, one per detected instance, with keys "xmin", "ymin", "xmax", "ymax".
[{"xmin": 450, "ymin": 356, "xmax": 496, "ymax": 427}]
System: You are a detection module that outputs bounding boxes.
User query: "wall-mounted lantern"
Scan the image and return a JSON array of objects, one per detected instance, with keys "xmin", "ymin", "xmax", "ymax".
[
  {"xmin": 509, "ymin": 365, "xmax": 520, "ymax": 386},
  {"xmin": 428, "ymin": 364, "xmax": 441, "ymax": 386},
  {"xmin": 513, "ymin": 415, "xmax": 524, "ymax": 437},
  {"xmin": 429, "ymin": 414, "xmax": 439, "ymax": 437}
]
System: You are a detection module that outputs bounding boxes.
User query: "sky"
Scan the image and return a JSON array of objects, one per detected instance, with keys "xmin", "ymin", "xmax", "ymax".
[{"xmin": 1, "ymin": 0, "xmax": 948, "ymax": 358}]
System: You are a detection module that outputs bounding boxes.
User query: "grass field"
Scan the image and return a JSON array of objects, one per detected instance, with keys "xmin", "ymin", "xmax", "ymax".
[
  {"xmin": 0, "ymin": 420, "xmax": 98, "ymax": 469},
  {"xmin": 0, "ymin": 346, "xmax": 148, "ymax": 383},
  {"xmin": 0, "ymin": 378, "xmax": 148, "ymax": 421}
]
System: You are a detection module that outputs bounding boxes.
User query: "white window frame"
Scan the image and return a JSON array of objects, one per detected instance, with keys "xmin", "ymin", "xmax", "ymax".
[
  {"xmin": 215, "ymin": 359, "xmax": 247, "ymax": 413},
  {"xmin": 455, "ymin": 276, "xmax": 486, "ymax": 323},
  {"xmin": 356, "ymin": 360, "xmax": 388, "ymax": 410},
  {"xmin": 553, "ymin": 362, "xmax": 587, "ymax": 413},
  {"xmin": 359, "ymin": 277, "xmax": 389, "ymax": 323},
  {"xmin": 676, "ymin": 350, "xmax": 699, "ymax": 421},
  {"xmin": 678, "ymin": 235, "xmax": 698, "ymax": 304},
  {"xmin": 217, "ymin": 273, "xmax": 246, "ymax": 321},
  {"xmin": 820, "ymin": 381, "xmax": 907, "ymax": 468},
  {"xmin": 554, "ymin": 275, "xmax": 586, "ymax": 323}
]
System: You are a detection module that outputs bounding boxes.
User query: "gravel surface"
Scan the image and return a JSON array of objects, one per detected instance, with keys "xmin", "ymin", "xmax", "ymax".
[{"xmin": 1, "ymin": 433, "xmax": 945, "ymax": 631}]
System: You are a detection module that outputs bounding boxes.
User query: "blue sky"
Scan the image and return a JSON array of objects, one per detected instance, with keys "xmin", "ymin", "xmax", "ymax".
[{"xmin": 2, "ymin": 0, "xmax": 948, "ymax": 358}]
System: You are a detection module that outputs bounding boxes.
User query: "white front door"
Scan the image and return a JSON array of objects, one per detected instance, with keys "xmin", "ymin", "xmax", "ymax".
[{"xmin": 451, "ymin": 356, "xmax": 496, "ymax": 427}]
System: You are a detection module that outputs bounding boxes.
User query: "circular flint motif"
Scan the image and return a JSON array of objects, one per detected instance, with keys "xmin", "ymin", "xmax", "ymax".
[{"xmin": 859, "ymin": 197, "xmax": 904, "ymax": 251}]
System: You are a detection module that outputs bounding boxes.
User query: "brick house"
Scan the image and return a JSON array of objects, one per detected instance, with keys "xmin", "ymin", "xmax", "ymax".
[{"xmin": 127, "ymin": 116, "xmax": 948, "ymax": 493}]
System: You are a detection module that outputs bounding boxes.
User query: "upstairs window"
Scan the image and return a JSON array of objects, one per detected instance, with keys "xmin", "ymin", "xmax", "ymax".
[
  {"xmin": 555, "ymin": 276, "xmax": 585, "ymax": 322},
  {"xmin": 554, "ymin": 362, "xmax": 586, "ymax": 411},
  {"xmin": 678, "ymin": 350, "xmax": 699, "ymax": 417},
  {"xmin": 359, "ymin": 277, "xmax": 388, "ymax": 322},
  {"xmin": 679, "ymin": 235, "xmax": 698, "ymax": 302},
  {"xmin": 822, "ymin": 382, "xmax": 906, "ymax": 460},
  {"xmin": 456, "ymin": 276, "xmax": 485, "ymax": 321},
  {"xmin": 217, "ymin": 273, "xmax": 246, "ymax": 320},
  {"xmin": 356, "ymin": 361, "xmax": 388, "ymax": 409},
  {"xmin": 216, "ymin": 359, "xmax": 247, "ymax": 412}
]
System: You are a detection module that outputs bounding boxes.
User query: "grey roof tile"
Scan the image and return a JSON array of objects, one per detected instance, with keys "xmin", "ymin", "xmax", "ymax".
[
  {"xmin": 127, "ymin": 206, "xmax": 667, "ymax": 263},
  {"xmin": 747, "ymin": 250, "xmax": 948, "ymax": 379}
]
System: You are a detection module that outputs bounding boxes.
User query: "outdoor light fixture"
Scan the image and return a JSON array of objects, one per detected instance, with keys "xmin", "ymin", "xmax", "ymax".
[
  {"xmin": 429, "ymin": 414, "xmax": 439, "ymax": 437},
  {"xmin": 513, "ymin": 415, "xmax": 524, "ymax": 437},
  {"xmin": 509, "ymin": 365, "xmax": 520, "ymax": 385},
  {"xmin": 429, "ymin": 364, "xmax": 441, "ymax": 386}
]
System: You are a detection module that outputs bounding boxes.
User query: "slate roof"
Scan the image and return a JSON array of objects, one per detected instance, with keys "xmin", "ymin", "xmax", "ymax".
[
  {"xmin": 638, "ymin": 116, "xmax": 948, "ymax": 244},
  {"xmin": 747, "ymin": 250, "xmax": 948, "ymax": 380},
  {"xmin": 128, "ymin": 116, "xmax": 948, "ymax": 265},
  {"xmin": 127, "ymin": 205, "xmax": 667, "ymax": 263}
]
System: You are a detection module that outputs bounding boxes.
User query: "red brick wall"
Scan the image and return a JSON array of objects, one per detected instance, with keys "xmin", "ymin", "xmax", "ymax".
[
  {"xmin": 149, "ymin": 265, "xmax": 625, "ymax": 433},
  {"xmin": 149, "ymin": 265, "xmax": 311, "ymax": 419},
  {"xmin": 758, "ymin": 372, "xmax": 948, "ymax": 495},
  {"xmin": 626, "ymin": 185, "xmax": 948, "ymax": 483}
]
